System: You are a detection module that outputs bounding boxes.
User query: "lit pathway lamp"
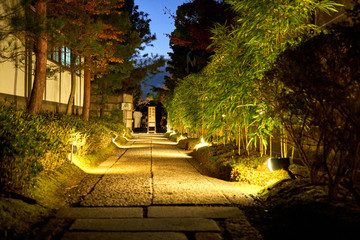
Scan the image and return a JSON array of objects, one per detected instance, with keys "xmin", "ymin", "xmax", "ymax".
[
  {"xmin": 68, "ymin": 143, "xmax": 78, "ymax": 162},
  {"xmin": 268, "ymin": 157, "xmax": 296, "ymax": 180}
]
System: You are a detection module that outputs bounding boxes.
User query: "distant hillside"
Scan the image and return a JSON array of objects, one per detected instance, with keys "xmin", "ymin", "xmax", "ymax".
[{"xmin": 141, "ymin": 64, "xmax": 168, "ymax": 99}]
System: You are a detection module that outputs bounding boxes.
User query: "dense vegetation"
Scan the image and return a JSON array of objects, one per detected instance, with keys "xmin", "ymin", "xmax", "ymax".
[
  {"xmin": 0, "ymin": 103, "xmax": 128, "ymax": 195},
  {"xmin": 166, "ymin": 0, "xmax": 360, "ymax": 204}
]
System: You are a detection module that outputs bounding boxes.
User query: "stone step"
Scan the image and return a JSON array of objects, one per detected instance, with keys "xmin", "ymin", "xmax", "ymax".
[
  {"xmin": 56, "ymin": 207, "xmax": 143, "ymax": 219},
  {"xmin": 69, "ymin": 218, "xmax": 221, "ymax": 232},
  {"xmin": 62, "ymin": 232, "xmax": 188, "ymax": 240},
  {"xmin": 148, "ymin": 206, "xmax": 244, "ymax": 219}
]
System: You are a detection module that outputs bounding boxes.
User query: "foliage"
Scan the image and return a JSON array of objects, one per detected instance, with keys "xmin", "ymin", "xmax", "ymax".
[
  {"xmin": 166, "ymin": 0, "xmax": 340, "ymax": 156},
  {"xmin": 91, "ymin": 0, "xmax": 165, "ymax": 104},
  {"xmin": 169, "ymin": 0, "xmax": 234, "ymax": 51},
  {"xmin": 192, "ymin": 143, "xmax": 298, "ymax": 186},
  {"xmin": 0, "ymin": 103, "xmax": 126, "ymax": 195},
  {"xmin": 165, "ymin": 0, "xmax": 235, "ymax": 94},
  {"xmin": 166, "ymin": 0, "xmax": 351, "ymax": 201},
  {"xmin": 262, "ymin": 23, "xmax": 360, "ymax": 202}
]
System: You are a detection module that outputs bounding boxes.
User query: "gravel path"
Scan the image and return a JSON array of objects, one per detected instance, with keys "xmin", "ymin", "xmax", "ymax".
[
  {"xmin": 68, "ymin": 134, "xmax": 252, "ymax": 207},
  {"xmin": 37, "ymin": 134, "xmax": 262, "ymax": 240}
]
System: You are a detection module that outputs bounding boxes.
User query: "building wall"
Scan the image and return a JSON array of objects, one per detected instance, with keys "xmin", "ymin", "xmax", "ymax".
[
  {"xmin": 0, "ymin": 1, "xmax": 84, "ymax": 113},
  {"xmin": 0, "ymin": 59, "xmax": 26, "ymax": 97},
  {"xmin": 0, "ymin": 46, "xmax": 84, "ymax": 113}
]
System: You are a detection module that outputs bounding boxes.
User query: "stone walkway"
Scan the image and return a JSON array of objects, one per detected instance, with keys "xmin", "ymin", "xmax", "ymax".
[{"xmin": 38, "ymin": 134, "xmax": 262, "ymax": 240}]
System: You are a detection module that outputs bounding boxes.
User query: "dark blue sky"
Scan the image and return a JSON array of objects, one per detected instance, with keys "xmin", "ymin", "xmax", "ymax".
[
  {"xmin": 135, "ymin": 1, "xmax": 187, "ymax": 98},
  {"xmin": 135, "ymin": 0, "xmax": 187, "ymax": 58}
]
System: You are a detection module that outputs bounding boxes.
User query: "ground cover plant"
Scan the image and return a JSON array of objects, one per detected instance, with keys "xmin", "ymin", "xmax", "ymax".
[
  {"xmin": 0, "ymin": 103, "xmax": 127, "ymax": 239},
  {"xmin": 189, "ymin": 142, "xmax": 306, "ymax": 188},
  {"xmin": 171, "ymin": 134, "xmax": 307, "ymax": 193}
]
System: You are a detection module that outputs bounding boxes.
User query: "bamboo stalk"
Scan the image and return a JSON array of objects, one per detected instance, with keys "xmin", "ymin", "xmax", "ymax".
[
  {"xmin": 270, "ymin": 135, "xmax": 272, "ymax": 157},
  {"xmin": 238, "ymin": 124, "xmax": 241, "ymax": 155}
]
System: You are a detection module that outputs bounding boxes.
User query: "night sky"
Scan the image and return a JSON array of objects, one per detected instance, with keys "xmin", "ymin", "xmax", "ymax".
[{"xmin": 135, "ymin": 0, "xmax": 187, "ymax": 98}]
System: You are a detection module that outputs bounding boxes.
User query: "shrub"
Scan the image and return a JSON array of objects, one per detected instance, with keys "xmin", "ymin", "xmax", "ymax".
[
  {"xmin": 0, "ymin": 103, "xmax": 126, "ymax": 195},
  {"xmin": 262, "ymin": 24, "xmax": 360, "ymax": 203},
  {"xmin": 192, "ymin": 143, "xmax": 295, "ymax": 186}
]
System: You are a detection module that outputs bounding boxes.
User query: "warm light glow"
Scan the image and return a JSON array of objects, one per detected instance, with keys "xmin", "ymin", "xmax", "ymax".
[
  {"xmin": 233, "ymin": 182, "xmax": 263, "ymax": 195},
  {"xmin": 112, "ymin": 138, "xmax": 122, "ymax": 148},
  {"xmin": 177, "ymin": 134, "xmax": 186, "ymax": 143},
  {"xmin": 71, "ymin": 155, "xmax": 91, "ymax": 172},
  {"xmin": 194, "ymin": 137, "xmax": 210, "ymax": 150},
  {"xmin": 170, "ymin": 131, "xmax": 176, "ymax": 136},
  {"xmin": 267, "ymin": 158, "xmax": 274, "ymax": 172},
  {"xmin": 267, "ymin": 157, "xmax": 295, "ymax": 179},
  {"xmin": 123, "ymin": 130, "xmax": 131, "ymax": 141},
  {"xmin": 152, "ymin": 151, "xmax": 192, "ymax": 159}
]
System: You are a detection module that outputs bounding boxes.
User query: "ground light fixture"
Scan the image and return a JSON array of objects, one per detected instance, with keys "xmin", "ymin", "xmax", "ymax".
[
  {"xmin": 267, "ymin": 157, "xmax": 296, "ymax": 180},
  {"xmin": 68, "ymin": 142, "xmax": 78, "ymax": 161},
  {"xmin": 194, "ymin": 137, "xmax": 210, "ymax": 150}
]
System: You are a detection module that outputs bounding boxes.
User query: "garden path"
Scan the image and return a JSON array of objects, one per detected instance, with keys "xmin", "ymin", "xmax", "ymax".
[{"xmin": 37, "ymin": 134, "xmax": 261, "ymax": 240}]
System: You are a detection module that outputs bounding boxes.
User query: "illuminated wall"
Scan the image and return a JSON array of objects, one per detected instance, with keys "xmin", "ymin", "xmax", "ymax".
[{"xmin": 0, "ymin": 1, "xmax": 84, "ymax": 113}]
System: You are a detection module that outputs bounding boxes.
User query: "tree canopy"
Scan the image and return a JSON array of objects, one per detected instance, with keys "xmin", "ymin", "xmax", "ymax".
[
  {"xmin": 164, "ymin": 0, "xmax": 235, "ymax": 94},
  {"xmin": 0, "ymin": 0, "xmax": 164, "ymax": 116}
]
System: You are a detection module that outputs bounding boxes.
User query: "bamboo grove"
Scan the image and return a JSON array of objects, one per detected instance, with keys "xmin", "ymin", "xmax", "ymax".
[
  {"xmin": 167, "ymin": 0, "xmax": 340, "ymax": 152},
  {"xmin": 165, "ymin": 0, "xmax": 360, "ymax": 201}
]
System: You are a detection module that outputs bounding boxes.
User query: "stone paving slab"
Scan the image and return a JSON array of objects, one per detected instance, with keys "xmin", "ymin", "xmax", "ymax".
[
  {"xmin": 195, "ymin": 232, "xmax": 223, "ymax": 240},
  {"xmin": 56, "ymin": 207, "xmax": 143, "ymax": 219},
  {"xmin": 69, "ymin": 218, "xmax": 221, "ymax": 232},
  {"xmin": 148, "ymin": 206, "xmax": 244, "ymax": 219},
  {"xmin": 61, "ymin": 232, "xmax": 188, "ymax": 240}
]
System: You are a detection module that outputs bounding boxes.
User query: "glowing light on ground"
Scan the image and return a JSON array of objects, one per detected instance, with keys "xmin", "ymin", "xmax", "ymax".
[
  {"xmin": 122, "ymin": 131, "xmax": 131, "ymax": 141},
  {"xmin": 267, "ymin": 158, "xmax": 274, "ymax": 172},
  {"xmin": 112, "ymin": 138, "xmax": 123, "ymax": 148},
  {"xmin": 177, "ymin": 134, "xmax": 186, "ymax": 143},
  {"xmin": 194, "ymin": 137, "xmax": 210, "ymax": 150},
  {"xmin": 71, "ymin": 155, "xmax": 91, "ymax": 173},
  {"xmin": 152, "ymin": 151, "xmax": 192, "ymax": 159},
  {"xmin": 233, "ymin": 182, "xmax": 263, "ymax": 195}
]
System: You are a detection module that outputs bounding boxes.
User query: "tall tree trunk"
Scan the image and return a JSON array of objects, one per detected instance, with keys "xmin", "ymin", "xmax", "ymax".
[
  {"xmin": 27, "ymin": 0, "xmax": 47, "ymax": 114},
  {"xmin": 82, "ymin": 56, "xmax": 91, "ymax": 121},
  {"xmin": 66, "ymin": 52, "xmax": 77, "ymax": 115}
]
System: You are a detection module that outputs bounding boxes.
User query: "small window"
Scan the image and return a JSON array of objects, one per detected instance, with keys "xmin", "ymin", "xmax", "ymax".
[
  {"xmin": 48, "ymin": 47, "xmax": 60, "ymax": 63},
  {"xmin": 61, "ymin": 46, "xmax": 71, "ymax": 67}
]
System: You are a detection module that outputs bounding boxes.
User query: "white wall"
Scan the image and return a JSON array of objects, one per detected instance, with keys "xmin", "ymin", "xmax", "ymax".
[
  {"xmin": 0, "ymin": 59, "xmax": 26, "ymax": 97},
  {"xmin": 0, "ymin": 52, "xmax": 84, "ymax": 110}
]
